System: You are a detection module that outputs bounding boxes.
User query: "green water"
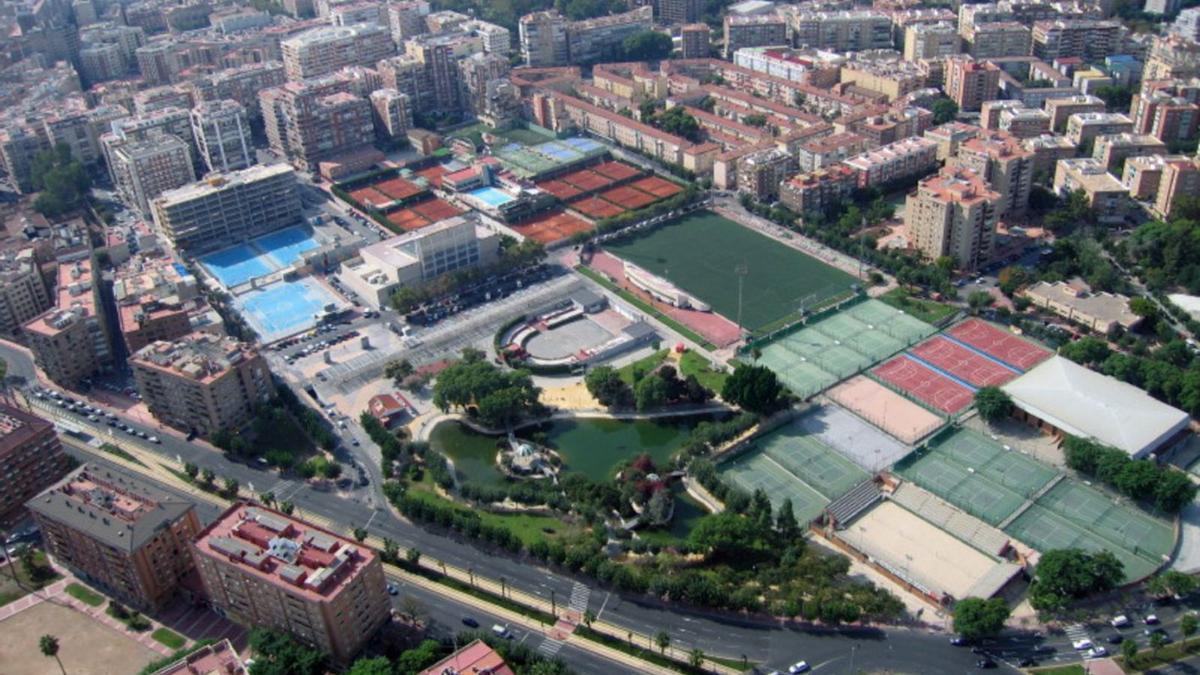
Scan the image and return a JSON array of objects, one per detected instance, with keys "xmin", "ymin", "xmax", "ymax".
[{"xmin": 430, "ymin": 415, "xmax": 722, "ymax": 484}]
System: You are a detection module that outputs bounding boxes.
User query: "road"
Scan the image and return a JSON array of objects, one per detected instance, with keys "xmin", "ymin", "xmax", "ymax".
[{"xmin": 4, "ymin": 342, "xmax": 1011, "ymax": 674}]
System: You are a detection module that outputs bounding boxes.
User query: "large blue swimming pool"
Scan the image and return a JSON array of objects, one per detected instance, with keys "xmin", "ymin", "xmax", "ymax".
[
  {"xmin": 235, "ymin": 277, "xmax": 340, "ymax": 343},
  {"xmin": 467, "ymin": 186, "xmax": 515, "ymax": 207},
  {"xmin": 199, "ymin": 225, "xmax": 320, "ymax": 288}
]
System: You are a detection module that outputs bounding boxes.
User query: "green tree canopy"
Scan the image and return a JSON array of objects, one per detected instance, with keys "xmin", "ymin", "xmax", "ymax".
[
  {"xmin": 248, "ymin": 628, "xmax": 325, "ymax": 675},
  {"xmin": 634, "ymin": 372, "xmax": 670, "ymax": 411},
  {"xmin": 621, "ymin": 30, "xmax": 673, "ymax": 60},
  {"xmin": 584, "ymin": 365, "xmax": 633, "ymax": 408},
  {"xmin": 931, "ymin": 98, "xmax": 958, "ymax": 124},
  {"xmin": 974, "ymin": 386, "xmax": 1013, "ymax": 423},
  {"xmin": 721, "ymin": 363, "xmax": 786, "ymax": 416},
  {"xmin": 952, "ymin": 597, "xmax": 1011, "ymax": 640},
  {"xmin": 1029, "ymin": 548, "xmax": 1124, "ymax": 611},
  {"xmin": 433, "ymin": 349, "xmax": 542, "ymax": 428}
]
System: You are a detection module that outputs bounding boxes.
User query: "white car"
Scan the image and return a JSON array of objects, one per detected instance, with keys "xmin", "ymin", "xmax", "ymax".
[
  {"xmin": 1111, "ymin": 615, "xmax": 1130, "ymax": 628},
  {"xmin": 1085, "ymin": 647, "xmax": 1108, "ymax": 659},
  {"xmin": 788, "ymin": 662, "xmax": 809, "ymax": 674},
  {"xmin": 1072, "ymin": 639, "xmax": 1094, "ymax": 651}
]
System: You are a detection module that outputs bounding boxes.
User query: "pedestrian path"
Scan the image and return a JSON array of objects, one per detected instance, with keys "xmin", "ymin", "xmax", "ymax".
[
  {"xmin": 569, "ymin": 582, "xmax": 590, "ymax": 615},
  {"xmin": 1065, "ymin": 623, "xmax": 1091, "ymax": 645},
  {"xmin": 537, "ymin": 635, "xmax": 566, "ymax": 658}
]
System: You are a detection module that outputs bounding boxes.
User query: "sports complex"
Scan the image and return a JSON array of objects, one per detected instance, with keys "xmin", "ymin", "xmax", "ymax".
[{"xmin": 198, "ymin": 224, "xmax": 347, "ymax": 343}]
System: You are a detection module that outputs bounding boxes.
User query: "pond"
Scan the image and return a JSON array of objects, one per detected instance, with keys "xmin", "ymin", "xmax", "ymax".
[{"xmin": 429, "ymin": 414, "xmax": 726, "ymax": 484}]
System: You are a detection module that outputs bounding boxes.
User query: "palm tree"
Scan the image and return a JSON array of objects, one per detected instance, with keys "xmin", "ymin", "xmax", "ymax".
[
  {"xmin": 655, "ymin": 630, "xmax": 670, "ymax": 655},
  {"xmin": 689, "ymin": 648, "xmax": 705, "ymax": 669},
  {"xmin": 583, "ymin": 609, "xmax": 596, "ymax": 629},
  {"xmin": 40, "ymin": 634, "xmax": 65, "ymax": 675}
]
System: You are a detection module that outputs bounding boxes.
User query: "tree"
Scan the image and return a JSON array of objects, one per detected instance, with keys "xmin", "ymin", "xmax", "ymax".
[
  {"xmin": 634, "ymin": 373, "xmax": 669, "ymax": 411},
  {"xmin": 40, "ymin": 634, "xmax": 64, "ymax": 675},
  {"xmin": 1029, "ymin": 548, "xmax": 1124, "ymax": 611},
  {"xmin": 583, "ymin": 608, "xmax": 596, "ymax": 629},
  {"xmin": 183, "ymin": 462, "xmax": 199, "ymax": 479},
  {"xmin": 249, "ymin": 628, "xmax": 324, "ymax": 675},
  {"xmin": 997, "ymin": 266, "xmax": 1029, "ymax": 297},
  {"xmin": 644, "ymin": 489, "xmax": 673, "ymax": 526},
  {"xmin": 347, "ymin": 657, "xmax": 392, "ymax": 675},
  {"xmin": 1150, "ymin": 629, "xmax": 1167, "ymax": 656},
  {"xmin": 1121, "ymin": 637, "xmax": 1138, "ymax": 665},
  {"xmin": 279, "ymin": 500, "xmax": 295, "ymax": 515},
  {"xmin": 775, "ymin": 498, "xmax": 799, "ymax": 540},
  {"xmin": 1183, "ymin": 613, "xmax": 1198, "ymax": 645},
  {"xmin": 1154, "ymin": 470, "xmax": 1198, "ymax": 513},
  {"xmin": 1095, "ymin": 84, "xmax": 1133, "ymax": 112},
  {"xmin": 30, "ymin": 144, "xmax": 90, "ymax": 218},
  {"xmin": 967, "ymin": 290, "xmax": 994, "ymax": 313},
  {"xmin": 1044, "ymin": 189, "xmax": 1093, "ymax": 234},
  {"xmin": 689, "ymin": 648, "xmax": 705, "ymax": 668},
  {"xmin": 200, "ymin": 468, "xmax": 215, "ymax": 486},
  {"xmin": 259, "ymin": 491, "xmax": 275, "ymax": 507},
  {"xmin": 584, "ymin": 366, "xmax": 633, "ymax": 408},
  {"xmin": 395, "ymin": 639, "xmax": 442, "ymax": 673},
  {"xmin": 382, "ymin": 537, "xmax": 399, "ymax": 563},
  {"xmin": 1114, "ymin": 460, "xmax": 1158, "ymax": 500},
  {"xmin": 1060, "ymin": 336, "xmax": 1112, "ymax": 366},
  {"xmin": 974, "ymin": 386, "xmax": 1013, "ymax": 423},
  {"xmin": 952, "ymin": 597, "xmax": 1011, "ymax": 640},
  {"xmin": 621, "ymin": 30, "xmax": 673, "ymax": 60},
  {"xmin": 721, "ymin": 364, "xmax": 786, "ymax": 416},
  {"xmin": 433, "ymin": 350, "xmax": 542, "ymax": 428},
  {"xmin": 931, "ymin": 98, "xmax": 958, "ymax": 124},
  {"xmin": 1130, "ymin": 296, "xmax": 1159, "ymax": 321},
  {"xmin": 385, "ymin": 359, "xmax": 415, "ymax": 385},
  {"xmin": 352, "ymin": 527, "xmax": 368, "ymax": 542},
  {"xmin": 655, "ymin": 630, "xmax": 671, "ymax": 654},
  {"xmin": 222, "ymin": 477, "xmax": 239, "ymax": 497},
  {"xmin": 1148, "ymin": 570, "xmax": 1198, "ymax": 599},
  {"xmin": 650, "ymin": 106, "xmax": 702, "ymax": 143}
]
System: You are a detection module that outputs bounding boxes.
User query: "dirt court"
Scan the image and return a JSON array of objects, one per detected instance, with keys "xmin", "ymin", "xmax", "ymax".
[
  {"xmin": 827, "ymin": 376, "xmax": 945, "ymax": 445},
  {"xmin": 0, "ymin": 602, "xmax": 158, "ymax": 675},
  {"xmin": 835, "ymin": 501, "xmax": 1008, "ymax": 601}
]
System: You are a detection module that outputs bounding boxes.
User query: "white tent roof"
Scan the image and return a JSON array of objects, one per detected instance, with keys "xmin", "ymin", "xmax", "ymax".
[{"xmin": 1002, "ymin": 355, "xmax": 1191, "ymax": 457}]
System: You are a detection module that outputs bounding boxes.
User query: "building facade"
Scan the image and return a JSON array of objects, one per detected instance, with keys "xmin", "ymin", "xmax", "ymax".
[
  {"xmin": 0, "ymin": 405, "xmax": 67, "ymax": 525},
  {"xmin": 190, "ymin": 100, "xmax": 254, "ymax": 174},
  {"xmin": 906, "ymin": 167, "xmax": 1000, "ymax": 271}
]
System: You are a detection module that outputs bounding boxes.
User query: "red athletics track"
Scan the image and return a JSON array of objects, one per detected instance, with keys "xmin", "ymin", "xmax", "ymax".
[
  {"xmin": 873, "ymin": 356, "xmax": 975, "ymax": 414},
  {"xmin": 947, "ymin": 318, "xmax": 1051, "ymax": 371},
  {"xmin": 910, "ymin": 336, "xmax": 1019, "ymax": 388}
]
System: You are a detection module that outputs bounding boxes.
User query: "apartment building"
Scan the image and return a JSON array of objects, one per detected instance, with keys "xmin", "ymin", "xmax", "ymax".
[
  {"xmin": 1172, "ymin": 7, "xmax": 1200, "ymax": 42},
  {"xmin": 187, "ymin": 62, "xmax": 287, "ymax": 121},
  {"xmin": 945, "ymin": 58, "xmax": 1000, "ymax": 112},
  {"xmin": 723, "ymin": 14, "xmax": 789, "ymax": 58},
  {"xmin": 791, "ymin": 10, "xmax": 892, "ymax": 52},
  {"xmin": 150, "ymin": 164, "xmax": 302, "ymax": 254},
  {"xmin": 1054, "ymin": 157, "xmax": 1130, "ymax": 223},
  {"xmin": 1032, "ymin": 19, "xmax": 1122, "ymax": 62},
  {"xmin": 388, "ymin": 1, "xmax": 430, "ymax": 44},
  {"xmin": 844, "ymin": 135, "xmax": 939, "ymax": 188},
  {"xmin": 104, "ymin": 134, "xmax": 195, "ymax": 216},
  {"xmin": 190, "ymin": 100, "xmax": 253, "ymax": 174},
  {"xmin": 191, "ymin": 503, "xmax": 391, "ymax": 662},
  {"xmin": 1092, "ymin": 133, "xmax": 1166, "ymax": 172},
  {"xmin": 779, "ymin": 163, "xmax": 859, "ymax": 215},
  {"xmin": 106, "ymin": 108, "xmax": 196, "ymax": 161},
  {"xmin": 796, "ymin": 132, "xmax": 868, "ymax": 171},
  {"xmin": 0, "ymin": 405, "xmax": 67, "ymax": 525},
  {"xmin": 1023, "ymin": 133, "xmax": 1078, "ymax": 177},
  {"xmin": 280, "ymin": 24, "xmax": 393, "ymax": 80},
  {"xmin": 0, "ymin": 244, "xmax": 51, "ymax": 336},
  {"xmin": 23, "ymin": 259, "xmax": 111, "ymax": 388},
  {"xmin": 369, "ymin": 89, "xmax": 412, "ymax": 140},
  {"xmin": 906, "ymin": 167, "xmax": 1000, "ymax": 271},
  {"xmin": 404, "ymin": 31, "xmax": 482, "ymax": 115},
  {"xmin": 543, "ymin": 92, "xmax": 705, "ymax": 171},
  {"xmin": 79, "ymin": 43, "xmax": 127, "ymax": 84},
  {"xmin": 681, "ymin": 24, "xmax": 711, "ymax": 59},
  {"xmin": 1065, "ymin": 112, "xmax": 1134, "ymax": 148},
  {"xmin": 1154, "ymin": 156, "xmax": 1200, "ymax": 219},
  {"xmin": 924, "ymin": 121, "xmax": 984, "ymax": 161},
  {"xmin": 1044, "ymin": 95, "xmax": 1106, "ymax": 133},
  {"xmin": 965, "ymin": 22, "xmax": 1032, "ymax": 59},
  {"xmin": 660, "ymin": 0, "xmax": 702, "ymax": 25},
  {"xmin": 904, "ymin": 22, "xmax": 961, "ymax": 61},
  {"xmin": 1123, "ymin": 153, "xmax": 1172, "ymax": 200},
  {"xmin": 519, "ymin": 7, "xmax": 652, "ymax": 65},
  {"xmin": 955, "ymin": 130, "xmax": 1034, "ymax": 217},
  {"xmin": 131, "ymin": 333, "xmax": 274, "ymax": 436},
  {"xmin": 1022, "ymin": 280, "xmax": 1140, "ymax": 333},
  {"xmin": 1131, "ymin": 87, "xmax": 1200, "ymax": 144},
  {"xmin": 839, "ymin": 57, "xmax": 927, "ymax": 102},
  {"xmin": 519, "ymin": 11, "xmax": 569, "ymax": 67},
  {"xmin": 736, "ymin": 148, "xmax": 794, "ymax": 200},
  {"xmin": 1144, "ymin": 35, "xmax": 1200, "ymax": 80},
  {"xmin": 259, "ymin": 78, "xmax": 375, "ymax": 171},
  {"xmin": 28, "ymin": 463, "xmax": 202, "ymax": 611}
]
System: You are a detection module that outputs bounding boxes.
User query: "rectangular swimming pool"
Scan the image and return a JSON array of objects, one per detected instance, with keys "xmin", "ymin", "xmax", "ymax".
[
  {"xmin": 234, "ymin": 277, "xmax": 341, "ymax": 343},
  {"xmin": 468, "ymin": 186, "xmax": 516, "ymax": 207},
  {"xmin": 254, "ymin": 225, "xmax": 321, "ymax": 269},
  {"xmin": 200, "ymin": 245, "xmax": 279, "ymax": 288}
]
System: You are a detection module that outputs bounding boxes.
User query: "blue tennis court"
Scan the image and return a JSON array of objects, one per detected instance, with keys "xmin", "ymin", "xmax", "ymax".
[
  {"xmin": 468, "ymin": 186, "xmax": 515, "ymax": 207},
  {"xmin": 562, "ymin": 137, "xmax": 604, "ymax": 152},
  {"xmin": 254, "ymin": 225, "xmax": 320, "ymax": 268},
  {"xmin": 200, "ymin": 244, "xmax": 278, "ymax": 288},
  {"xmin": 235, "ymin": 277, "xmax": 341, "ymax": 343}
]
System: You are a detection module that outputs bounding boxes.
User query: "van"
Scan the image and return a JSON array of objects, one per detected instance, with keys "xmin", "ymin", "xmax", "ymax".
[{"xmin": 491, "ymin": 624, "xmax": 512, "ymax": 639}]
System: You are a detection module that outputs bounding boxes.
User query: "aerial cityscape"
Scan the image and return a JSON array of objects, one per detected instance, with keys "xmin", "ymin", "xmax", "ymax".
[{"xmin": 3, "ymin": 0, "xmax": 1200, "ymax": 673}]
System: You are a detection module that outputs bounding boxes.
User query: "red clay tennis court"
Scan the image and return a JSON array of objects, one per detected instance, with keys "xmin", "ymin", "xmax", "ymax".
[
  {"xmin": 600, "ymin": 185, "xmax": 656, "ymax": 209},
  {"xmin": 536, "ymin": 179, "xmax": 583, "ymax": 200},
  {"xmin": 631, "ymin": 176, "xmax": 683, "ymax": 198},
  {"xmin": 873, "ymin": 356, "xmax": 975, "ymax": 414},
  {"xmin": 385, "ymin": 209, "xmax": 428, "ymax": 231},
  {"xmin": 559, "ymin": 169, "xmax": 613, "ymax": 192},
  {"xmin": 593, "ymin": 160, "xmax": 641, "ymax": 181},
  {"xmin": 413, "ymin": 165, "xmax": 448, "ymax": 188},
  {"xmin": 571, "ymin": 196, "xmax": 625, "ymax": 219},
  {"xmin": 510, "ymin": 210, "xmax": 593, "ymax": 245},
  {"xmin": 410, "ymin": 198, "xmax": 462, "ymax": 221},
  {"xmin": 375, "ymin": 176, "xmax": 424, "ymax": 201},
  {"xmin": 947, "ymin": 318, "xmax": 1051, "ymax": 371},
  {"xmin": 349, "ymin": 187, "xmax": 391, "ymax": 208},
  {"xmin": 910, "ymin": 336, "xmax": 1019, "ymax": 388}
]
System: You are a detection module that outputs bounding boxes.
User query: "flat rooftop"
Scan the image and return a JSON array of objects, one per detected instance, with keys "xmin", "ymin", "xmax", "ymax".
[{"xmin": 130, "ymin": 332, "xmax": 257, "ymax": 384}]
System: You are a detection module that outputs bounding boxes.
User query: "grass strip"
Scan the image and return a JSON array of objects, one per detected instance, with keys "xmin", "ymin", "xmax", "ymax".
[
  {"xmin": 1117, "ymin": 637, "xmax": 1200, "ymax": 671},
  {"xmin": 577, "ymin": 266, "xmax": 716, "ymax": 350},
  {"xmin": 100, "ymin": 442, "xmax": 145, "ymax": 467},
  {"xmin": 151, "ymin": 627, "xmax": 186, "ymax": 650},
  {"xmin": 396, "ymin": 560, "xmax": 557, "ymax": 625},
  {"xmin": 65, "ymin": 582, "xmax": 104, "ymax": 607},
  {"xmin": 878, "ymin": 287, "xmax": 958, "ymax": 325},
  {"xmin": 575, "ymin": 625, "xmax": 750, "ymax": 674},
  {"xmin": 1029, "ymin": 666, "xmax": 1085, "ymax": 675}
]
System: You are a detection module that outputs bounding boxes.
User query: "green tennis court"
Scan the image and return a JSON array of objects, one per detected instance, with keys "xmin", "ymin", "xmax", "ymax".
[
  {"xmin": 757, "ymin": 425, "xmax": 869, "ymax": 500},
  {"xmin": 932, "ymin": 429, "xmax": 1057, "ymax": 497},
  {"xmin": 1035, "ymin": 481, "xmax": 1174, "ymax": 564},
  {"xmin": 757, "ymin": 350, "xmax": 838, "ymax": 399},
  {"xmin": 723, "ymin": 450, "xmax": 830, "ymax": 523},
  {"xmin": 895, "ymin": 449, "xmax": 1026, "ymax": 525},
  {"xmin": 843, "ymin": 300, "xmax": 938, "ymax": 344},
  {"xmin": 1004, "ymin": 504, "xmax": 1160, "ymax": 582},
  {"xmin": 604, "ymin": 211, "xmax": 857, "ymax": 332}
]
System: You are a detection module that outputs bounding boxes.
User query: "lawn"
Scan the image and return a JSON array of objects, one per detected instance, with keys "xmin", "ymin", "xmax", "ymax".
[
  {"xmin": 100, "ymin": 442, "xmax": 145, "ymax": 467},
  {"xmin": 1029, "ymin": 666, "xmax": 1084, "ymax": 675},
  {"xmin": 879, "ymin": 287, "xmax": 958, "ymax": 325},
  {"xmin": 151, "ymin": 627, "xmax": 186, "ymax": 650},
  {"xmin": 0, "ymin": 550, "xmax": 60, "ymax": 606},
  {"xmin": 604, "ymin": 211, "xmax": 858, "ymax": 333},
  {"xmin": 406, "ymin": 479, "xmax": 581, "ymax": 548},
  {"xmin": 679, "ymin": 350, "xmax": 728, "ymax": 392},
  {"xmin": 617, "ymin": 349, "xmax": 668, "ymax": 385},
  {"xmin": 66, "ymin": 582, "xmax": 104, "ymax": 607}
]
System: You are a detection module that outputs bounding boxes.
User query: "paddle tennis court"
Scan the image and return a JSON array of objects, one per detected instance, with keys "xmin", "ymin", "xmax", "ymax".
[
  {"xmin": 909, "ymin": 336, "xmax": 1021, "ymax": 388},
  {"xmin": 947, "ymin": 318, "xmax": 1052, "ymax": 371},
  {"xmin": 827, "ymin": 376, "xmax": 945, "ymax": 445},
  {"xmin": 758, "ymin": 299, "xmax": 936, "ymax": 398}
]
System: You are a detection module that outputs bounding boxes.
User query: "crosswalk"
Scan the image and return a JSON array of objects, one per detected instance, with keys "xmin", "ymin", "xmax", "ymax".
[
  {"xmin": 569, "ymin": 582, "xmax": 590, "ymax": 615},
  {"xmin": 537, "ymin": 636, "xmax": 565, "ymax": 658},
  {"xmin": 1065, "ymin": 623, "xmax": 1091, "ymax": 645}
]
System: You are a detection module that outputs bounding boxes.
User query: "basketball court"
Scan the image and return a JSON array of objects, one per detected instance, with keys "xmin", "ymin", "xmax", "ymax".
[
  {"xmin": 873, "ymin": 356, "xmax": 976, "ymax": 414},
  {"xmin": 947, "ymin": 319, "xmax": 1051, "ymax": 371}
]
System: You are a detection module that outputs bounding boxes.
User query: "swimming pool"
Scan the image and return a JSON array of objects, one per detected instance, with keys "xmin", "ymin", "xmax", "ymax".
[
  {"xmin": 254, "ymin": 225, "xmax": 321, "ymax": 268},
  {"xmin": 467, "ymin": 186, "xmax": 515, "ymax": 207},
  {"xmin": 200, "ymin": 244, "xmax": 278, "ymax": 288},
  {"xmin": 234, "ymin": 277, "xmax": 341, "ymax": 343}
]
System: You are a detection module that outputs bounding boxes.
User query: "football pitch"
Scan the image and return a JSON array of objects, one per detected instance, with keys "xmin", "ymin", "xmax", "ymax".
[{"xmin": 603, "ymin": 211, "xmax": 858, "ymax": 333}]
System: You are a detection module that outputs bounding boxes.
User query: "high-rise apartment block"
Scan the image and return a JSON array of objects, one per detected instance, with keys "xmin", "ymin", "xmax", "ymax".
[
  {"xmin": 1092, "ymin": 133, "xmax": 1167, "ymax": 172},
  {"xmin": 1131, "ymin": 84, "xmax": 1200, "ymax": 144},
  {"xmin": 519, "ymin": 11, "xmax": 569, "ymax": 66},
  {"xmin": 681, "ymin": 24, "xmax": 711, "ymax": 59},
  {"xmin": 791, "ymin": 10, "xmax": 893, "ymax": 52},
  {"xmin": 1044, "ymin": 95, "xmax": 1107, "ymax": 133},
  {"xmin": 0, "ymin": 405, "xmax": 67, "ymax": 525},
  {"xmin": 1032, "ymin": 20, "xmax": 1122, "ymax": 62},
  {"xmin": 1065, "ymin": 112, "xmax": 1134, "ymax": 147},
  {"xmin": 660, "ymin": 0, "xmax": 702, "ymax": 24},
  {"xmin": 0, "ymin": 246, "xmax": 52, "ymax": 336},
  {"xmin": 1154, "ymin": 156, "xmax": 1200, "ymax": 218},
  {"xmin": 280, "ymin": 24, "xmax": 393, "ymax": 80},
  {"xmin": 964, "ymin": 22, "xmax": 1032, "ymax": 59},
  {"xmin": 28, "ymin": 463, "xmax": 202, "ymax": 611},
  {"xmin": 191, "ymin": 503, "xmax": 390, "ymax": 662},
  {"xmin": 1054, "ymin": 157, "xmax": 1130, "ymax": 223},
  {"xmin": 368, "ymin": 89, "xmax": 412, "ymax": 140},
  {"xmin": 190, "ymin": 100, "xmax": 254, "ymax": 174},
  {"xmin": 904, "ymin": 22, "xmax": 961, "ymax": 61},
  {"xmin": 104, "ymin": 134, "xmax": 196, "ymax": 216},
  {"xmin": 23, "ymin": 259, "xmax": 111, "ymax": 388},
  {"xmin": 260, "ymin": 78, "xmax": 376, "ymax": 170},
  {"xmin": 906, "ymin": 167, "xmax": 1000, "ymax": 271},
  {"xmin": 187, "ymin": 62, "xmax": 287, "ymax": 121},
  {"xmin": 151, "ymin": 164, "xmax": 302, "ymax": 254},
  {"xmin": 130, "ymin": 333, "xmax": 274, "ymax": 436},
  {"xmin": 945, "ymin": 58, "xmax": 1000, "ymax": 112},
  {"xmin": 955, "ymin": 130, "xmax": 1034, "ymax": 218},
  {"xmin": 388, "ymin": 1, "xmax": 430, "ymax": 44},
  {"xmin": 568, "ymin": 7, "xmax": 654, "ymax": 65},
  {"xmin": 722, "ymin": 14, "xmax": 789, "ymax": 58}
]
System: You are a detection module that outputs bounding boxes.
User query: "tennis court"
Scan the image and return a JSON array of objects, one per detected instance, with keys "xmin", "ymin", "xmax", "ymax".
[
  {"xmin": 723, "ymin": 450, "xmax": 830, "ymax": 523},
  {"xmin": 200, "ymin": 243, "xmax": 276, "ymax": 288},
  {"xmin": 1034, "ymin": 481, "xmax": 1174, "ymax": 564},
  {"xmin": 795, "ymin": 404, "xmax": 912, "ymax": 472},
  {"xmin": 947, "ymin": 319, "xmax": 1051, "ymax": 371},
  {"xmin": 873, "ymin": 356, "xmax": 976, "ymax": 414},
  {"xmin": 827, "ymin": 376, "xmax": 945, "ymax": 445},
  {"xmin": 255, "ymin": 225, "xmax": 320, "ymax": 269},
  {"xmin": 510, "ymin": 209, "xmax": 593, "ymax": 245},
  {"xmin": 757, "ymin": 349, "xmax": 839, "ymax": 398},
  {"xmin": 755, "ymin": 423, "xmax": 870, "ymax": 500},
  {"xmin": 1004, "ymin": 505, "xmax": 1160, "ymax": 582},
  {"xmin": 571, "ymin": 196, "xmax": 625, "ymax": 219},
  {"xmin": 910, "ymin": 336, "xmax": 1020, "ymax": 388},
  {"xmin": 933, "ymin": 429, "xmax": 1057, "ymax": 496},
  {"xmin": 235, "ymin": 277, "xmax": 343, "ymax": 343},
  {"xmin": 604, "ymin": 211, "xmax": 858, "ymax": 333}
]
